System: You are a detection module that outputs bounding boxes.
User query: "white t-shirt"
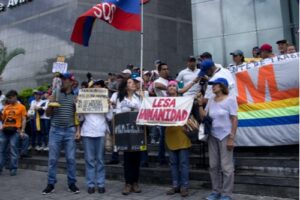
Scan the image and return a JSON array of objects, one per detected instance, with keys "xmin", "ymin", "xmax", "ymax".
[
  {"xmin": 205, "ymin": 96, "xmax": 238, "ymax": 140},
  {"xmin": 115, "ymin": 93, "xmax": 142, "ymax": 114},
  {"xmin": 204, "ymin": 67, "xmax": 236, "ymax": 99},
  {"xmin": 80, "ymin": 112, "xmax": 112, "ymax": 137},
  {"xmin": 154, "ymin": 77, "xmax": 168, "ymax": 97},
  {"xmin": 29, "ymin": 99, "xmax": 46, "ymax": 118},
  {"xmin": 40, "ymin": 100, "xmax": 50, "ymax": 119},
  {"xmin": 176, "ymin": 67, "xmax": 201, "ymax": 96}
]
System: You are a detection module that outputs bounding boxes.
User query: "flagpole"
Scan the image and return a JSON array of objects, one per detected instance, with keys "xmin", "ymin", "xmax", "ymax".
[{"xmin": 140, "ymin": 0, "xmax": 144, "ymax": 91}]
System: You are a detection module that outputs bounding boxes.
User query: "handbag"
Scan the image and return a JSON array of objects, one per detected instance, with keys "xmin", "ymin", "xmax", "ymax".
[{"xmin": 183, "ymin": 115, "xmax": 200, "ymax": 142}]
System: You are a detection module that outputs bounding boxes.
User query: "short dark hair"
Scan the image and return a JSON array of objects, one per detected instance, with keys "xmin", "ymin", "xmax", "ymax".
[
  {"xmin": 219, "ymin": 84, "xmax": 229, "ymax": 95},
  {"xmin": 158, "ymin": 62, "xmax": 167, "ymax": 72},
  {"xmin": 6, "ymin": 90, "xmax": 18, "ymax": 98}
]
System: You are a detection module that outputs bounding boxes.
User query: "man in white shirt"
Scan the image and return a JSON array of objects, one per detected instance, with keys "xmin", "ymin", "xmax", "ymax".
[
  {"xmin": 198, "ymin": 60, "xmax": 236, "ymax": 104},
  {"xmin": 154, "ymin": 63, "xmax": 169, "ymax": 97},
  {"xmin": 176, "ymin": 56, "xmax": 200, "ymax": 97}
]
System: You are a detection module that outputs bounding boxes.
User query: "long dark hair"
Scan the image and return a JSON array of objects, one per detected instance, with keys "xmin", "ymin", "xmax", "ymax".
[{"xmin": 117, "ymin": 78, "xmax": 128, "ymax": 102}]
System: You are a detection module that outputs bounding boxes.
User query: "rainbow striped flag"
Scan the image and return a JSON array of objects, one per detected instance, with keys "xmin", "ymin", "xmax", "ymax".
[{"xmin": 231, "ymin": 53, "xmax": 299, "ymax": 146}]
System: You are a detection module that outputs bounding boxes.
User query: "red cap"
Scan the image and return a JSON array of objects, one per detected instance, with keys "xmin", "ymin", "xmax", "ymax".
[{"xmin": 260, "ymin": 43, "xmax": 272, "ymax": 52}]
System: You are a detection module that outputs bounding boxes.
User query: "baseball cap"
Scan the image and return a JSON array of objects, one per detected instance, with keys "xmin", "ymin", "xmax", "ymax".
[
  {"xmin": 276, "ymin": 39, "xmax": 287, "ymax": 44},
  {"xmin": 61, "ymin": 72, "xmax": 75, "ymax": 81},
  {"xmin": 143, "ymin": 71, "xmax": 151, "ymax": 75},
  {"xmin": 260, "ymin": 43, "xmax": 272, "ymax": 52},
  {"xmin": 200, "ymin": 52, "xmax": 212, "ymax": 59},
  {"xmin": 198, "ymin": 60, "xmax": 215, "ymax": 77},
  {"xmin": 33, "ymin": 89, "xmax": 43, "ymax": 95},
  {"xmin": 230, "ymin": 50, "xmax": 244, "ymax": 56},
  {"xmin": 132, "ymin": 76, "xmax": 144, "ymax": 84},
  {"xmin": 122, "ymin": 69, "xmax": 132, "ymax": 74},
  {"xmin": 188, "ymin": 56, "xmax": 196, "ymax": 62},
  {"xmin": 208, "ymin": 78, "xmax": 229, "ymax": 87},
  {"xmin": 154, "ymin": 60, "xmax": 161, "ymax": 65}
]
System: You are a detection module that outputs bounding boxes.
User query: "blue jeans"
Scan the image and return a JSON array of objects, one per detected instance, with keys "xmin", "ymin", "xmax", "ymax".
[
  {"xmin": 158, "ymin": 126, "xmax": 166, "ymax": 164},
  {"xmin": 19, "ymin": 133, "xmax": 29, "ymax": 155},
  {"xmin": 47, "ymin": 126, "xmax": 77, "ymax": 185},
  {"xmin": 169, "ymin": 148, "xmax": 190, "ymax": 188},
  {"xmin": 0, "ymin": 131, "xmax": 19, "ymax": 171},
  {"xmin": 82, "ymin": 136, "xmax": 105, "ymax": 188},
  {"xmin": 30, "ymin": 119, "xmax": 42, "ymax": 147},
  {"xmin": 41, "ymin": 119, "xmax": 50, "ymax": 146}
]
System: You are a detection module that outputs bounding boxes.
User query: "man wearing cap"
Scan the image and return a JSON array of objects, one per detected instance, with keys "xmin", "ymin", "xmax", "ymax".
[
  {"xmin": 227, "ymin": 50, "xmax": 246, "ymax": 71},
  {"xmin": 260, "ymin": 43, "xmax": 275, "ymax": 59},
  {"xmin": 276, "ymin": 40, "xmax": 288, "ymax": 55},
  {"xmin": 198, "ymin": 60, "xmax": 236, "ymax": 104},
  {"xmin": 199, "ymin": 52, "xmax": 223, "ymax": 68},
  {"xmin": 176, "ymin": 56, "xmax": 200, "ymax": 96},
  {"xmin": 42, "ymin": 72, "xmax": 80, "ymax": 195}
]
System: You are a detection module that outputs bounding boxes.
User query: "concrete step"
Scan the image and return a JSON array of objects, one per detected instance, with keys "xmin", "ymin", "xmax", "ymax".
[{"xmin": 19, "ymin": 156, "xmax": 299, "ymax": 199}]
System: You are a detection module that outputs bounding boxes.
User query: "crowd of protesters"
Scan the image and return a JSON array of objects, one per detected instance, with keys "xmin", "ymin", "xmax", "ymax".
[{"xmin": 0, "ymin": 39, "xmax": 297, "ymax": 200}]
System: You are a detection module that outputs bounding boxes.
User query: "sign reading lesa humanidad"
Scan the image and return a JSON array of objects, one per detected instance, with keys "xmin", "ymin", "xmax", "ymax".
[{"xmin": 136, "ymin": 97, "xmax": 194, "ymax": 126}]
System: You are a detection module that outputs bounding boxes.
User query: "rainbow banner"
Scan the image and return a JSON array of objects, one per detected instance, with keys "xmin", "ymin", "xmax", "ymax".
[{"xmin": 228, "ymin": 53, "xmax": 299, "ymax": 146}]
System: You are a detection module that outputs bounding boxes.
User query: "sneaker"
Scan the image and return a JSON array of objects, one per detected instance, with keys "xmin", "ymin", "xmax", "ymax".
[
  {"xmin": 42, "ymin": 184, "xmax": 55, "ymax": 195},
  {"xmin": 34, "ymin": 146, "xmax": 39, "ymax": 151},
  {"xmin": 98, "ymin": 187, "xmax": 105, "ymax": 193},
  {"xmin": 28, "ymin": 145, "xmax": 32, "ymax": 151},
  {"xmin": 68, "ymin": 183, "xmax": 80, "ymax": 194},
  {"xmin": 166, "ymin": 187, "xmax": 180, "ymax": 195},
  {"xmin": 180, "ymin": 187, "xmax": 189, "ymax": 197},
  {"xmin": 220, "ymin": 196, "xmax": 233, "ymax": 200},
  {"xmin": 43, "ymin": 146, "xmax": 49, "ymax": 151},
  {"xmin": 10, "ymin": 169, "xmax": 17, "ymax": 176},
  {"xmin": 206, "ymin": 192, "xmax": 221, "ymax": 200},
  {"xmin": 131, "ymin": 183, "xmax": 141, "ymax": 193},
  {"xmin": 87, "ymin": 187, "xmax": 95, "ymax": 194},
  {"xmin": 122, "ymin": 184, "xmax": 131, "ymax": 195}
]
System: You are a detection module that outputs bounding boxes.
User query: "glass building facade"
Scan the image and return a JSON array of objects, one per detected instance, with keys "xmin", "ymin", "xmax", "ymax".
[
  {"xmin": 192, "ymin": 0, "xmax": 299, "ymax": 66},
  {"xmin": 0, "ymin": 0, "xmax": 193, "ymax": 90}
]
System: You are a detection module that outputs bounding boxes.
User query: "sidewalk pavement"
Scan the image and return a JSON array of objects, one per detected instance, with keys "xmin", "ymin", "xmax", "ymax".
[{"xmin": 0, "ymin": 169, "xmax": 295, "ymax": 200}]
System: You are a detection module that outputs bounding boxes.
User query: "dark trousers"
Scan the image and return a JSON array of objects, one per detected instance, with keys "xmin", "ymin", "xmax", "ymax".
[{"xmin": 124, "ymin": 151, "xmax": 141, "ymax": 184}]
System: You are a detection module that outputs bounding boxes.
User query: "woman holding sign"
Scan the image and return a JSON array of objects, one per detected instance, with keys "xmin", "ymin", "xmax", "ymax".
[
  {"xmin": 198, "ymin": 78, "xmax": 238, "ymax": 200},
  {"xmin": 165, "ymin": 80, "xmax": 192, "ymax": 197},
  {"xmin": 114, "ymin": 78, "xmax": 143, "ymax": 195},
  {"xmin": 76, "ymin": 79, "xmax": 112, "ymax": 194}
]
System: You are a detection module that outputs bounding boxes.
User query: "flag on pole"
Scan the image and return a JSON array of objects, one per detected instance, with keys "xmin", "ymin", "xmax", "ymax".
[{"xmin": 71, "ymin": 0, "xmax": 143, "ymax": 46}]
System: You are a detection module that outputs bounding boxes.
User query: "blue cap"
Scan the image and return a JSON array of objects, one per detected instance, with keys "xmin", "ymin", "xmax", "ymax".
[
  {"xmin": 198, "ymin": 60, "xmax": 215, "ymax": 77},
  {"xmin": 61, "ymin": 72, "xmax": 75, "ymax": 81},
  {"xmin": 208, "ymin": 78, "xmax": 228, "ymax": 87}
]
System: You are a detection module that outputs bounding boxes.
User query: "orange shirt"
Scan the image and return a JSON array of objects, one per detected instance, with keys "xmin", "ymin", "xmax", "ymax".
[{"xmin": 2, "ymin": 103, "xmax": 27, "ymax": 128}]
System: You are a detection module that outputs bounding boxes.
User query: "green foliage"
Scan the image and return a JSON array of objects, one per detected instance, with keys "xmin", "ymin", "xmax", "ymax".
[{"xmin": 18, "ymin": 83, "xmax": 49, "ymax": 109}]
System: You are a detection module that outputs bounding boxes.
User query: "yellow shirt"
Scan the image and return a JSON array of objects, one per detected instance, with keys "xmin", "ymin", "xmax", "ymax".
[{"xmin": 165, "ymin": 126, "xmax": 191, "ymax": 151}]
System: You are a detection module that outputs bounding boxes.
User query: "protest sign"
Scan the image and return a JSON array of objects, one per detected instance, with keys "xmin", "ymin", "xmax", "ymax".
[
  {"xmin": 76, "ymin": 88, "xmax": 109, "ymax": 113},
  {"xmin": 233, "ymin": 53, "xmax": 299, "ymax": 146},
  {"xmin": 113, "ymin": 112, "xmax": 147, "ymax": 151},
  {"xmin": 136, "ymin": 96, "xmax": 194, "ymax": 126},
  {"xmin": 52, "ymin": 62, "xmax": 68, "ymax": 74}
]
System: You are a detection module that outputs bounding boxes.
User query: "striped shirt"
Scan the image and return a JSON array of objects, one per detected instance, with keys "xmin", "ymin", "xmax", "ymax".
[{"xmin": 51, "ymin": 91, "xmax": 76, "ymax": 128}]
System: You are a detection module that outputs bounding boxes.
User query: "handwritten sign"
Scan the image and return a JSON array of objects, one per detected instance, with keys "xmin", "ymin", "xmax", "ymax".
[
  {"xmin": 136, "ymin": 97, "xmax": 194, "ymax": 126},
  {"xmin": 52, "ymin": 62, "xmax": 68, "ymax": 74},
  {"xmin": 113, "ymin": 112, "xmax": 147, "ymax": 151},
  {"xmin": 76, "ymin": 88, "xmax": 109, "ymax": 113}
]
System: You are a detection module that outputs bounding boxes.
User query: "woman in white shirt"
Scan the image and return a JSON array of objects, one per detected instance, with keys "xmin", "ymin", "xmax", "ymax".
[
  {"xmin": 76, "ymin": 80, "xmax": 112, "ymax": 194},
  {"xmin": 198, "ymin": 78, "xmax": 238, "ymax": 200},
  {"xmin": 115, "ymin": 78, "xmax": 143, "ymax": 195}
]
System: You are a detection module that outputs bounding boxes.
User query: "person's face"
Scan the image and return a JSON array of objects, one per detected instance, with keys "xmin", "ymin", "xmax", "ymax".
[
  {"xmin": 233, "ymin": 55, "xmax": 242, "ymax": 64},
  {"xmin": 7, "ymin": 96, "xmax": 17, "ymax": 104},
  {"xmin": 260, "ymin": 51, "xmax": 269, "ymax": 59},
  {"xmin": 62, "ymin": 78, "xmax": 73, "ymax": 90},
  {"xmin": 167, "ymin": 84, "xmax": 177, "ymax": 96},
  {"xmin": 127, "ymin": 79, "xmax": 137, "ymax": 92},
  {"xmin": 212, "ymin": 84, "xmax": 222, "ymax": 94},
  {"xmin": 287, "ymin": 46, "xmax": 296, "ymax": 54},
  {"xmin": 206, "ymin": 68, "xmax": 214, "ymax": 77},
  {"xmin": 143, "ymin": 74, "xmax": 150, "ymax": 82},
  {"xmin": 278, "ymin": 43, "xmax": 287, "ymax": 53},
  {"xmin": 252, "ymin": 50, "xmax": 260, "ymax": 58},
  {"xmin": 34, "ymin": 94, "xmax": 41, "ymax": 100},
  {"xmin": 187, "ymin": 61, "xmax": 196, "ymax": 69},
  {"xmin": 159, "ymin": 65, "xmax": 169, "ymax": 78},
  {"xmin": 134, "ymin": 80, "xmax": 141, "ymax": 90},
  {"xmin": 44, "ymin": 93, "xmax": 49, "ymax": 99}
]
